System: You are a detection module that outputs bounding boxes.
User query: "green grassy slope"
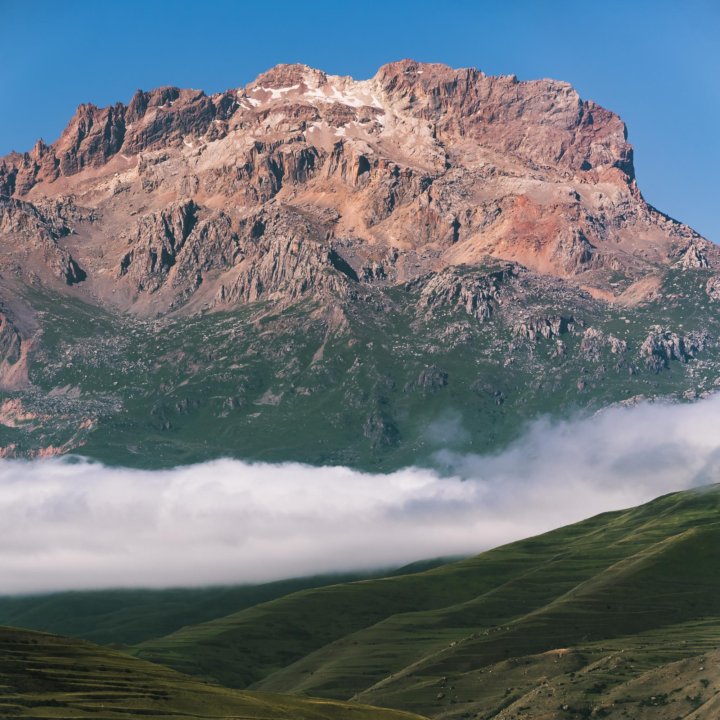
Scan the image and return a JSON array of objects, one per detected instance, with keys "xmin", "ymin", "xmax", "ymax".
[
  {"xmin": 133, "ymin": 486, "xmax": 720, "ymax": 718},
  {"xmin": 0, "ymin": 567, "xmax": 455, "ymax": 646},
  {"xmin": 6, "ymin": 265, "xmax": 720, "ymax": 471},
  {"xmin": 363, "ymin": 625, "xmax": 720, "ymax": 720},
  {"xmin": 0, "ymin": 625, "xmax": 425, "ymax": 720}
]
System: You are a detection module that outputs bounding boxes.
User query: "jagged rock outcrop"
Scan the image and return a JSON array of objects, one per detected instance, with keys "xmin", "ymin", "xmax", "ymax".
[
  {"xmin": 0, "ymin": 311, "xmax": 28, "ymax": 390},
  {"xmin": 707, "ymin": 276, "xmax": 720, "ymax": 301},
  {"xmin": 407, "ymin": 365, "xmax": 449, "ymax": 392},
  {"xmin": 514, "ymin": 315, "xmax": 573, "ymax": 341},
  {"xmin": 639, "ymin": 327, "xmax": 711, "ymax": 372},
  {"xmin": 580, "ymin": 327, "xmax": 627, "ymax": 361},
  {"xmin": 550, "ymin": 229, "xmax": 597, "ymax": 274},
  {"xmin": 412, "ymin": 265, "xmax": 514, "ymax": 320},
  {"xmin": 0, "ymin": 312, "xmax": 21, "ymax": 367},
  {"xmin": 671, "ymin": 239, "xmax": 711, "ymax": 269},
  {"xmin": 5, "ymin": 88, "xmax": 221, "ymax": 193},
  {"xmin": 123, "ymin": 88, "xmax": 217, "ymax": 154},
  {"xmin": 362, "ymin": 410, "xmax": 400, "ymax": 448},
  {"xmin": 0, "ymin": 197, "xmax": 86, "ymax": 285},
  {"xmin": 200, "ymin": 140, "xmax": 324, "ymax": 203},
  {"xmin": 119, "ymin": 200, "xmax": 201, "ymax": 292},
  {"xmin": 56, "ymin": 102, "xmax": 127, "ymax": 176},
  {"xmin": 214, "ymin": 208, "xmax": 355, "ymax": 307},
  {"xmin": 375, "ymin": 61, "xmax": 635, "ymax": 176}
]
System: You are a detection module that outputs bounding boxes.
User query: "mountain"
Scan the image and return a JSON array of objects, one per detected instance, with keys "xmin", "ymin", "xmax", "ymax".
[
  {"xmin": 0, "ymin": 60, "xmax": 718, "ymax": 467},
  {"xmin": 128, "ymin": 485, "xmax": 720, "ymax": 719},
  {"xmin": 0, "ymin": 626, "xmax": 423, "ymax": 720}
]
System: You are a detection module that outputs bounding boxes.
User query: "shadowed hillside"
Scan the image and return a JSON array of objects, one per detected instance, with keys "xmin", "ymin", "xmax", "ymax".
[
  {"xmin": 0, "ymin": 563, "xmax": 451, "ymax": 646},
  {"xmin": 0, "ymin": 625, "xmax": 425, "ymax": 720}
]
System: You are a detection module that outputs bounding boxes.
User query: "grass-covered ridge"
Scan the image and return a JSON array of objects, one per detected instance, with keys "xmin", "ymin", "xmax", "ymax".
[
  {"xmin": 0, "ymin": 625, "xmax": 426, "ymax": 720},
  {"xmin": 0, "ymin": 583, "xmax": 312, "ymax": 647},
  {"xmin": 129, "ymin": 485, "xmax": 720, "ymax": 718},
  {"xmin": 0, "ymin": 566, "xmax": 455, "ymax": 646}
]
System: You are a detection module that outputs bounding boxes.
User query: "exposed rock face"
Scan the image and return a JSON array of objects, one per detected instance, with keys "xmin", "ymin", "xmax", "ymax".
[
  {"xmin": 0, "ymin": 197, "xmax": 86, "ymax": 285},
  {"xmin": 0, "ymin": 311, "xmax": 28, "ymax": 390},
  {"xmin": 406, "ymin": 64, "xmax": 630, "ymax": 171},
  {"xmin": 213, "ymin": 208, "xmax": 355, "ymax": 307},
  {"xmin": 413, "ymin": 265, "xmax": 514, "ymax": 320},
  {"xmin": 707, "ymin": 276, "xmax": 720, "ymax": 301},
  {"xmin": 639, "ymin": 327, "xmax": 710, "ymax": 372},
  {"xmin": 671, "ymin": 239, "xmax": 711, "ymax": 269},
  {"xmin": 120, "ymin": 201, "xmax": 195, "ymax": 288},
  {"xmin": 363, "ymin": 410, "xmax": 400, "ymax": 448},
  {"xmin": 0, "ymin": 313, "xmax": 21, "ymax": 367},
  {"xmin": 407, "ymin": 365, "xmax": 449, "ymax": 392},
  {"xmin": 580, "ymin": 327, "xmax": 627, "ymax": 361},
  {"xmin": 0, "ymin": 60, "xmax": 713, "ymax": 316},
  {"xmin": 514, "ymin": 315, "xmax": 573, "ymax": 341}
]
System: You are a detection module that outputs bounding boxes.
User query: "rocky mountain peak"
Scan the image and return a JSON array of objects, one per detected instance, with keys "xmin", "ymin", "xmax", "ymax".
[
  {"xmin": 0, "ymin": 61, "xmax": 718, "ymax": 466},
  {"xmin": 0, "ymin": 60, "xmax": 711, "ymax": 318},
  {"xmin": 249, "ymin": 63, "xmax": 329, "ymax": 90}
]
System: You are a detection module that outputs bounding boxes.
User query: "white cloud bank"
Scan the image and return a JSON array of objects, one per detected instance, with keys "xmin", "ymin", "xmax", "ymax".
[{"xmin": 2, "ymin": 394, "xmax": 720, "ymax": 594}]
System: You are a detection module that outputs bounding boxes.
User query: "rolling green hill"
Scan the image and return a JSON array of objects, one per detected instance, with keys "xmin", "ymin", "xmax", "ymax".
[
  {"xmin": 4, "ymin": 487, "xmax": 719, "ymax": 718},
  {"xmin": 131, "ymin": 485, "xmax": 720, "ymax": 718},
  {"xmin": 0, "ymin": 560, "xmax": 454, "ymax": 647},
  {"xmin": 0, "ymin": 625, "xmax": 425, "ymax": 720}
]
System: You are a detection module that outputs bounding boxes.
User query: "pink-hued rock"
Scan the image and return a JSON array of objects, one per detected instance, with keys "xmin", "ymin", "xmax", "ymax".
[{"xmin": 0, "ymin": 61, "xmax": 713, "ymax": 316}]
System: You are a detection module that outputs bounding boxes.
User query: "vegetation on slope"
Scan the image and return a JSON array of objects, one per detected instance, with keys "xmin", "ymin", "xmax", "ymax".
[
  {"xmin": 132, "ymin": 486, "xmax": 720, "ymax": 718},
  {"xmin": 0, "ymin": 625, "xmax": 425, "ymax": 720},
  {"xmin": 4, "ymin": 266, "xmax": 719, "ymax": 470},
  {"xmin": 0, "ymin": 560, "xmax": 453, "ymax": 647},
  {"xmin": 0, "ymin": 570, "xmax": 419, "ymax": 646}
]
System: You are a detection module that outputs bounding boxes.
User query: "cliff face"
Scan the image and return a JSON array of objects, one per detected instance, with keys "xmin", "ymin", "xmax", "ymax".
[
  {"xmin": 0, "ymin": 61, "xmax": 717, "ymax": 465},
  {"xmin": 0, "ymin": 60, "xmax": 710, "ymax": 314}
]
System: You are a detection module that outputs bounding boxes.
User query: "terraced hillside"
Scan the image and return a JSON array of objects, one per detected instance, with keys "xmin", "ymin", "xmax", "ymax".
[
  {"xmin": 0, "ymin": 626, "xmax": 425, "ymax": 720},
  {"xmin": 131, "ymin": 486, "xmax": 720, "ymax": 719}
]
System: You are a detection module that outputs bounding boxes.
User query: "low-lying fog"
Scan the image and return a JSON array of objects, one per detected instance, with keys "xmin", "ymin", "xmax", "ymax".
[{"xmin": 2, "ymin": 394, "xmax": 719, "ymax": 594}]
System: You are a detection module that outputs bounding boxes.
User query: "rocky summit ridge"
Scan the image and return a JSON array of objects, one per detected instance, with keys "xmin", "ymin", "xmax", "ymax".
[{"xmin": 0, "ymin": 61, "xmax": 718, "ymax": 466}]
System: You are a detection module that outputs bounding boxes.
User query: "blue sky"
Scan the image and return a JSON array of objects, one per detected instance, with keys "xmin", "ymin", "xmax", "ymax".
[{"xmin": 1, "ymin": 0, "xmax": 718, "ymax": 240}]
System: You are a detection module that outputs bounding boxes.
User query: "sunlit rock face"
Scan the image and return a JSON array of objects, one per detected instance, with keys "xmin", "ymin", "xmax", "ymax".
[{"xmin": 0, "ymin": 61, "xmax": 718, "ymax": 466}]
